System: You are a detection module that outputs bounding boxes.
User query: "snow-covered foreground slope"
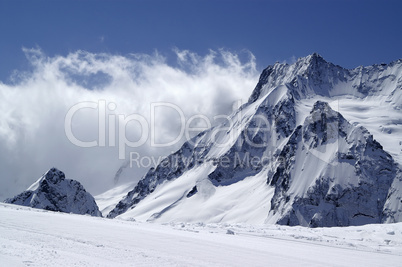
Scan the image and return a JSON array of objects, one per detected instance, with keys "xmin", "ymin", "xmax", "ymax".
[{"xmin": 1, "ymin": 203, "xmax": 402, "ymax": 266}]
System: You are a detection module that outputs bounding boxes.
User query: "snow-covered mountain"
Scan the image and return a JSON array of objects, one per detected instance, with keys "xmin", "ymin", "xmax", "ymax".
[
  {"xmin": 4, "ymin": 168, "xmax": 102, "ymax": 217},
  {"xmin": 109, "ymin": 53, "xmax": 402, "ymax": 226}
]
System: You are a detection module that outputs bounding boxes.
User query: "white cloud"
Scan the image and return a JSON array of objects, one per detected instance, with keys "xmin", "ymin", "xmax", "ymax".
[{"xmin": 0, "ymin": 48, "xmax": 259, "ymax": 199}]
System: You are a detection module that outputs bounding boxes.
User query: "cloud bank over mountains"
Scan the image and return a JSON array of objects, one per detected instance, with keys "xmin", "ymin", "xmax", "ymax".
[{"xmin": 0, "ymin": 48, "xmax": 259, "ymax": 199}]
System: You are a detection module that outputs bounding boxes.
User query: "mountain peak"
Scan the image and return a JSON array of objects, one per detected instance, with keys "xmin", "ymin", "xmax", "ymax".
[
  {"xmin": 311, "ymin": 100, "xmax": 332, "ymax": 113},
  {"xmin": 250, "ymin": 52, "xmax": 402, "ymax": 105},
  {"xmin": 298, "ymin": 53, "xmax": 330, "ymax": 72},
  {"xmin": 294, "ymin": 52, "xmax": 327, "ymax": 68},
  {"xmin": 44, "ymin": 167, "xmax": 65, "ymax": 183},
  {"xmin": 248, "ymin": 53, "xmax": 339, "ymax": 103},
  {"xmin": 4, "ymin": 168, "xmax": 102, "ymax": 217},
  {"xmin": 309, "ymin": 52, "xmax": 324, "ymax": 61}
]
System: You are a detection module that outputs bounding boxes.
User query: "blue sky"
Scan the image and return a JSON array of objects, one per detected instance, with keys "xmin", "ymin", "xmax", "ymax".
[{"xmin": 1, "ymin": 0, "xmax": 402, "ymax": 81}]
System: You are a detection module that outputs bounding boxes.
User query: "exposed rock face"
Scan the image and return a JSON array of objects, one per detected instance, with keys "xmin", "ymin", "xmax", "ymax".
[
  {"xmin": 4, "ymin": 168, "xmax": 102, "ymax": 217},
  {"xmin": 108, "ymin": 53, "xmax": 402, "ymax": 226},
  {"xmin": 268, "ymin": 101, "xmax": 399, "ymax": 227}
]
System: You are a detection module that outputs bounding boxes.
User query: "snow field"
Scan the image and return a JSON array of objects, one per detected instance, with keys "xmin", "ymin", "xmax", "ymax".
[{"xmin": 1, "ymin": 203, "xmax": 402, "ymax": 266}]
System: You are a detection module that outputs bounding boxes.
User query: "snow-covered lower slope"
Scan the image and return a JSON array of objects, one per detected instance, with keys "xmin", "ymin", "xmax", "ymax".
[
  {"xmin": 4, "ymin": 168, "xmax": 101, "ymax": 217},
  {"xmin": 1, "ymin": 203, "xmax": 401, "ymax": 266},
  {"xmin": 94, "ymin": 181, "xmax": 136, "ymax": 216},
  {"xmin": 117, "ymin": 165, "xmax": 275, "ymax": 223}
]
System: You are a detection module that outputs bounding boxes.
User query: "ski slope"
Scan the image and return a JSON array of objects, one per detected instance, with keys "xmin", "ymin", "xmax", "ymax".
[{"xmin": 1, "ymin": 203, "xmax": 401, "ymax": 266}]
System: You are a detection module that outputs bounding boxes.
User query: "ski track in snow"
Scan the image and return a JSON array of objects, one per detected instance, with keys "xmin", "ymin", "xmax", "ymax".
[{"xmin": 1, "ymin": 203, "xmax": 401, "ymax": 266}]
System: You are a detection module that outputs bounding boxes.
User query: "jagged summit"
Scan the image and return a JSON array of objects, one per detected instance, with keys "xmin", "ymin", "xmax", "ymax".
[
  {"xmin": 248, "ymin": 53, "xmax": 342, "ymax": 102},
  {"xmin": 310, "ymin": 100, "xmax": 331, "ymax": 112},
  {"xmin": 309, "ymin": 52, "xmax": 323, "ymax": 59},
  {"xmin": 45, "ymin": 167, "xmax": 65, "ymax": 181},
  {"xmin": 4, "ymin": 168, "xmax": 102, "ymax": 217},
  {"xmin": 27, "ymin": 167, "xmax": 65, "ymax": 191},
  {"xmin": 297, "ymin": 52, "xmax": 327, "ymax": 67},
  {"xmin": 249, "ymin": 53, "xmax": 402, "ymax": 104},
  {"xmin": 268, "ymin": 100, "xmax": 398, "ymax": 226}
]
